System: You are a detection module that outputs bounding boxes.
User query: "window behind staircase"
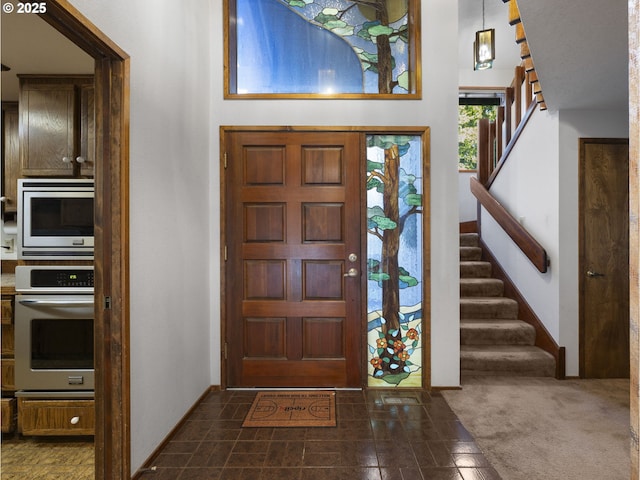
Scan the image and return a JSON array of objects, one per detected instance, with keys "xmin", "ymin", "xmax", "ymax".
[{"xmin": 458, "ymin": 90, "xmax": 503, "ymax": 171}]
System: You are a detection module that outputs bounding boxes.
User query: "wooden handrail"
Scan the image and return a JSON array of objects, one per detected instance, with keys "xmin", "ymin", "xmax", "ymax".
[{"xmin": 471, "ymin": 177, "xmax": 549, "ymax": 273}]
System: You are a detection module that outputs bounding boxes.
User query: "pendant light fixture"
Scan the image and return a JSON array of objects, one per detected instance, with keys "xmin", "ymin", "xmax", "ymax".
[{"xmin": 474, "ymin": 0, "xmax": 495, "ymax": 71}]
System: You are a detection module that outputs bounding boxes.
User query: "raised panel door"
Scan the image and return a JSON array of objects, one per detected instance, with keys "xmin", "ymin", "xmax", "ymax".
[{"xmin": 225, "ymin": 130, "xmax": 363, "ymax": 387}]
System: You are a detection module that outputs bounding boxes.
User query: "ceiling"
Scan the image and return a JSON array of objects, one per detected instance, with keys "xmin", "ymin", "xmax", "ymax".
[
  {"xmin": 0, "ymin": 1, "xmax": 631, "ymax": 111},
  {"xmin": 516, "ymin": 0, "xmax": 629, "ymax": 111},
  {"xmin": 1, "ymin": 13, "xmax": 94, "ymax": 102}
]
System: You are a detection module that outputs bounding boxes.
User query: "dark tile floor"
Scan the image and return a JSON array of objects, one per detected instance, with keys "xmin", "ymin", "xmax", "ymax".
[{"xmin": 138, "ymin": 389, "xmax": 501, "ymax": 480}]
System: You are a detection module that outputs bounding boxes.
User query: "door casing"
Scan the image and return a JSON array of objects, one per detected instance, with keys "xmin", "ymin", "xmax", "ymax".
[{"xmin": 38, "ymin": 3, "xmax": 131, "ymax": 479}]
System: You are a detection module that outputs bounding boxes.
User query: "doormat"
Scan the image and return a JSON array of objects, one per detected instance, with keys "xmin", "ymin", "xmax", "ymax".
[{"xmin": 242, "ymin": 391, "xmax": 336, "ymax": 428}]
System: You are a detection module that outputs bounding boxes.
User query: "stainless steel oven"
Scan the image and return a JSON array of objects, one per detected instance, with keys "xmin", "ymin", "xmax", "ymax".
[{"xmin": 15, "ymin": 266, "xmax": 94, "ymax": 392}]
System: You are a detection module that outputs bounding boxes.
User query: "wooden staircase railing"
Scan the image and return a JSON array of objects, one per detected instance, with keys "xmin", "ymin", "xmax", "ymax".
[
  {"xmin": 471, "ymin": 177, "xmax": 549, "ymax": 273},
  {"xmin": 472, "ymin": 0, "xmax": 550, "ymax": 274}
]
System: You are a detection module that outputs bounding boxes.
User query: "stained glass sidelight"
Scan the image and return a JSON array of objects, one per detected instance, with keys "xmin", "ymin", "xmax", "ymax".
[{"xmin": 366, "ymin": 134, "xmax": 424, "ymax": 387}]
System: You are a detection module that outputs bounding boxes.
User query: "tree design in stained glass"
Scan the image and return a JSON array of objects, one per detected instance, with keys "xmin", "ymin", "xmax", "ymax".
[
  {"xmin": 231, "ymin": 0, "xmax": 415, "ymax": 95},
  {"xmin": 367, "ymin": 135, "xmax": 423, "ymax": 387}
]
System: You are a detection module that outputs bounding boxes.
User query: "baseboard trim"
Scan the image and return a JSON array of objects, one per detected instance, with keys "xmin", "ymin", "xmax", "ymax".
[
  {"xmin": 131, "ymin": 385, "xmax": 220, "ymax": 479},
  {"xmin": 480, "ymin": 240, "xmax": 566, "ymax": 380}
]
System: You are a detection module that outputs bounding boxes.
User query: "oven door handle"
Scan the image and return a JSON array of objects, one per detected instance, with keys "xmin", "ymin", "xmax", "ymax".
[{"xmin": 18, "ymin": 299, "xmax": 94, "ymax": 307}]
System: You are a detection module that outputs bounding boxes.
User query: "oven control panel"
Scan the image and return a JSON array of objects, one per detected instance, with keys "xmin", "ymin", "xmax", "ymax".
[
  {"xmin": 31, "ymin": 269, "xmax": 94, "ymax": 288},
  {"xmin": 15, "ymin": 266, "xmax": 94, "ymax": 293}
]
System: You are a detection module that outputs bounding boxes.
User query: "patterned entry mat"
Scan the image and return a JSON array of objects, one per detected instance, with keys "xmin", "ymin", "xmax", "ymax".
[{"xmin": 242, "ymin": 391, "xmax": 336, "ymax": 427}]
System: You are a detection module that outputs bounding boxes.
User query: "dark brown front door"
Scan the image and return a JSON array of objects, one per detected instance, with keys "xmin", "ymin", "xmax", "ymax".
[
  {"xmin": 579, "ymin": 138, "xmax": 629, "ymax": 378},
  {"xmin": 224, "ymin": 130, "xmax": 363, "ymax": 387}
]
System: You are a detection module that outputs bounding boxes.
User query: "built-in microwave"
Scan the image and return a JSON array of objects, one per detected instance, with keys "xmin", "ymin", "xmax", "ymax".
[{"xmin": 17, "ymin": 178, "xmax": 95, "ymax": 260}]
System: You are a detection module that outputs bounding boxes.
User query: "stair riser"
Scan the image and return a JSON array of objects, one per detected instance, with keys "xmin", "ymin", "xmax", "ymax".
[
  {"xmin": 460, "ymin": 247, "xmax": 482, "ymax": 261},
  {"xmin": 460, "ymin": 281, "xmax": 504, "ymax": 297},
  {"xmin": 460, "ymin": 355, "xmax": 555, "ymax": 377},
  {"xmin": 460, "ymin": 263, "xmax": 492, "ymax": 278},
  {"xmin": 460, "ymin": 234, "xmax": 480, "ymax": 247},
  {"xmin": 460, "ymin": 327, "xmax": 535, "ymax": 345},
  {"xmin": 460, "ymin": 300, "xmax": 519, "ymax": 319}
]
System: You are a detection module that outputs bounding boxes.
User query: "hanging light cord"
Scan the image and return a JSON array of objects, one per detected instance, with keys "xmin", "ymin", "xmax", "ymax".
[{"xmin": 482, "ymin": 0, "xmax": 486, "ymax": 30}]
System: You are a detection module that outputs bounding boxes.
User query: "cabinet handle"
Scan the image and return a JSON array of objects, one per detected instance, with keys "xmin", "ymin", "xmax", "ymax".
[
  {"xmin": 62, "ymin": 156, "xmax": 72, "ymax": 163},
  {"xmin": 75, "ymin": 156, "xmax": 85, "ymax": 164},
  {"xmin": 70, "ymin": 416, "xmax": 80, "ymax": 425}
]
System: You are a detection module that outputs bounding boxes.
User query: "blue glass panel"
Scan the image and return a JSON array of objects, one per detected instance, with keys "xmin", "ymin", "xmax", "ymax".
[
  {"xmin": 236, "ymin": 0, "xmax": 363, "ymax": 94},
  {"xmin": 366, "ymin": 135, "xmax": 423, "ymax": 387}
]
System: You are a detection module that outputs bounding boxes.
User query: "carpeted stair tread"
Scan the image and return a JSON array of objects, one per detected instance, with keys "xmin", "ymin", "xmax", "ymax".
[
  {"xmin": 458, "ymin": 232, "xmax": 556, "ymax": 377},
  {"xmin": 460, "ymin": 297, "xmax": 519, "ymax": 319},
  {"xmin": 460, "ymin": 278, "xmax": 504, "ymax": 297},
  {"xmin": 459, "ymin": 233, "xmax": 480, "ymax": 247},
  {"xmin": 460, "ymin": 261, "xmax": 492, "ymax": 278},
  {"xmin": 461, "ymin": 345, "xmax": 556, "ymax": 376},
  {"xmin": 460, "ymin": 246, "xmax": 482, "ymax": 261},
  {"xmin": 461, "ymin": 319, "xmax": 536, "ymax": 345}
]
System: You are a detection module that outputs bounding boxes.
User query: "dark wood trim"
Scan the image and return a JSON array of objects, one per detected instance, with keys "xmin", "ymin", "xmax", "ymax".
[
  {"xmin": 39, "ymin": 3, "xmax": 130, "ymax": 479},
  {"xmin": 478, "ymin": 119, "xmax": 491, "ymax": 185},
  {"xmin": 470, "ymin": 177, "xmax": 549, "ymax": 273},
  {"xmin": 504, "ymin": 86, "xmax": 514, "ymax": 145},
  {"xmin": 131, "ymin": 386, "xmax": 216, "ymax": 479},
  {"xmin": 480, "ymin": 239, "xmax": 565, "ymax": 379},
  {"xmin": 630, "ymin": 1, "xmax": 639, "ymax": 477},
  {"xmin": 628, "ymin": 0, "xmax": 640, "ymax": 480},
  {"xmin": 459, "ymin": 221, "xmax": 478, "ymax": 234}
]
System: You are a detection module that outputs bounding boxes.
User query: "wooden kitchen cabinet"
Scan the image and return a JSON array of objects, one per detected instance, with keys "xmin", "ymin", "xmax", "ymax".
[
  {"xmin": 1, "ymin": 102, "xmax": 19, "ymax": 213},
  {"xmin": 18, "ymin": 75, "xmax": 95, "ymax": 177},
  {"xmin": 1, "ymin": 295, "xmax": 15, "ymax": 433},
  {"xmin": 1, "ymin": 296, "xmax": 15, "ymax": 394},
  {"xmin": 18, "ymin": 398, "xmax": 95, "ymax": 436},
  {"xmin": 1, "ymin": 397, "xmax": 16, "ymax": 433}
]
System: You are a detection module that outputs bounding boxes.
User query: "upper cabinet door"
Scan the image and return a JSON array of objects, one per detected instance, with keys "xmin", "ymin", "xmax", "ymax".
[{"xmin": 19, "ymin": 75, "xmax": 94, "ymax": 178}]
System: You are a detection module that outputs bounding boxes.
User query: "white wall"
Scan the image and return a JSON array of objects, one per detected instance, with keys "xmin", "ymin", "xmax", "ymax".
[
  {"xmin": 459, "ymin": 171, "xmax": 478, "ymax": 223},
  {"xmin": 69, "ymin": 0, "xmax": 213, "ymax": 472},
  {"xmin": 481, "ymin": 107, "xmax": 628, "ymax": 377},
  {"xmin": 482, "ymin": 110, "xmax": 561, "ymax": 336},
  {"xmin": 458, "ymin": 0, "xmax": 523, "ymax": 224},
  {"xmin": 557, "ymin": 109, "xmax": 628, "ymax": 375},
  {"xmin": 70, "ymin": 0, "xmax": 461, "ymax": 473},
  {"xmin": 458, "ymin": 0, "xmax": 522, "ymax": 88}
]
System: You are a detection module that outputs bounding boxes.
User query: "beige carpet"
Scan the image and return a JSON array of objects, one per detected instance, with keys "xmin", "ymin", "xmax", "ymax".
[{"xmin": 442, "ymin": 376, "xmax": 630, "ymax": 480}]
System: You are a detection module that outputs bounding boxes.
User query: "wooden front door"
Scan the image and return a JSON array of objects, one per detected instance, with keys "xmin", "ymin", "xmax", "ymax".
[
  {"xmin": 223, "ymin": 130, "xmax": 363, "ymax": 387},
  {"xmin": 579, "ymin": 138, "xmax": 630, "ymax": 378}
]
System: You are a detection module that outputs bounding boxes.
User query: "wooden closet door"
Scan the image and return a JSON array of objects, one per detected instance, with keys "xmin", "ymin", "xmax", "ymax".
[{"xmin": 580, "ymin": 138, "xmax": 629, "ymax": 378}]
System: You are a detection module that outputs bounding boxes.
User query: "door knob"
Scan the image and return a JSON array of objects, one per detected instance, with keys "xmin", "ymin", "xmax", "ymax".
[
  {"xmin": 586, "ymin": 270, "xmax": 605, "ymax": 277},
  {"xmin": 343, "ymin": 268, "xmax": 358, "ymax": 277}
]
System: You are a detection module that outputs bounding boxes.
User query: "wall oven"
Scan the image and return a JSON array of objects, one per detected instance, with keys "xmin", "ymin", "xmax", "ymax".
[
  {"xmin": 15, "ymin": 266, "xmax": 94, "ymax": 392},
  {"xmin": 17, "ymin": 178, "xmax": 94, "ymax": 260}
]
